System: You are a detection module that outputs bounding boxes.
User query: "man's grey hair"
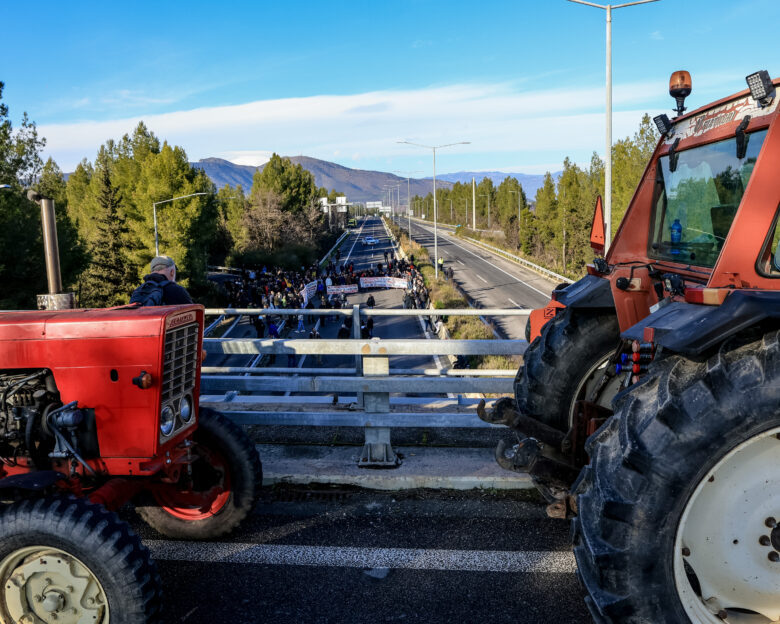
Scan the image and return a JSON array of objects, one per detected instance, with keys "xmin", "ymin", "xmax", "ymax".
[{"xmin": 150, "ymin": 255, "xmax": 176, "ymax": 272}]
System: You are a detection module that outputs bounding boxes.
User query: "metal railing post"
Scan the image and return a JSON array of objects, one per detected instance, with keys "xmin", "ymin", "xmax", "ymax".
[
  {"xmin": 352, "ymin": 304, "xmax": 363, "ymax": 408},
  {"xmin": 358, "ymin": 334, "xmax": 399, "ymax": 468}
]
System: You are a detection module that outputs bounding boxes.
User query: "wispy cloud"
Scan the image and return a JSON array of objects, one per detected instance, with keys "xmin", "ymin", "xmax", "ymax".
[
  {"xmin": 650, "ymin": 30, "xmax": 663, "ymax": 40},
  {"xmin": 38, "ymin": 76, "xmax": 742, "ymax": 173}
]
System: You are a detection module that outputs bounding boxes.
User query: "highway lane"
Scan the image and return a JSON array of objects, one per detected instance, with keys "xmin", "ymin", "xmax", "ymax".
[
  {"xmin": 126, "ymin": 486, "xmax": 591, "ymax": 624},
  {"xmin": 402, "ymin": 218, "xmax": 559, "ymax": 339}
]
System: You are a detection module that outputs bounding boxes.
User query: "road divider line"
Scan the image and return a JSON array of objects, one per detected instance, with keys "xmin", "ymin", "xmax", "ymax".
[
  {"xmin": 476, "ymin": 274, "xmax": 488, "ymax": 284},
  {"xmin": 145, "ymin": 541, "xmax": 577, "ymax": 573},
  {"xmin": 508, "ymin": 298, "xmax": 520, "ymax": 308}
]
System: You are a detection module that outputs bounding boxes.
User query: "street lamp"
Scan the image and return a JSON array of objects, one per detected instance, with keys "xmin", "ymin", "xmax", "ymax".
[
  {"xmin": 153, "ymin": 192, "xmax": 208, "ymax": 256},
  {"xmin": 567, "ymin": 0, "xmax": 660, "ymax": 253},
  {"xmin": 398, "ymin": 140, "xmax": 470, "ymax": 278},
  {"xmin": 480, "ymin": 194, "xmax": 492, "ymax": 229}
]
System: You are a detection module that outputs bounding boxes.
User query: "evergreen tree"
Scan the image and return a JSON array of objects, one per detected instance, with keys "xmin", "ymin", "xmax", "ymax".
[{"xmin": 79, "ymin": 166, "xmax": 136, "ymax": 308}]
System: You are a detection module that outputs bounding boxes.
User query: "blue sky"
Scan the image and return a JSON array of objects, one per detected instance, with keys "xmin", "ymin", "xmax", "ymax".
[{"xmin": 4, "ymin": 0, "xmax": 780, "ymax": 176}]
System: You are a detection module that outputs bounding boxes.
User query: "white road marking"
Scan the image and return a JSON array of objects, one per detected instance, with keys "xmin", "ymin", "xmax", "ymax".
[
  {"xmin": 476, "ymin": 274, "xmax": 488, "ymax": 284},
  {"xmin": 343, "ymin": 220, "xmax": 367, "ymax": 265},
  {"xmin": 145, "ymin": 541, "xmax": 576, "ymax": 573},
  {"xmin": 413, "ymin": 222, "xmax": 550, "ymax": 298},
  {"xmin": 457, "ymin": 260, "xmax": 464, "ymax": 265},
  {"xmin": 507, "ymin": 298, "xmax": 520, "ymax": 307}
]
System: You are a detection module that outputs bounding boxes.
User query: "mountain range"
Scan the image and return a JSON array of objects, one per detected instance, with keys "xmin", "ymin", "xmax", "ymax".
[{"xmin": 191, "ymin": 157, "xmax": 560, "ymax": 204}]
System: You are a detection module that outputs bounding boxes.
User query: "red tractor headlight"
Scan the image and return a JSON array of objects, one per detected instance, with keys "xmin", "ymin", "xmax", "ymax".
[
  {"xmin": 179, "ymin": 395, "xmax": 194, "ymax": 424},
  {"xmin": 160, "ymin": 405, "xmax": 176, "ymax": 437}
]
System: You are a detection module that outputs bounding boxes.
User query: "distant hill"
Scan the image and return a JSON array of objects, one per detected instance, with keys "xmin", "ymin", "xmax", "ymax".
[{"xmin": 189, "ymin": 156, "xmax": 561, "ymax": 203}]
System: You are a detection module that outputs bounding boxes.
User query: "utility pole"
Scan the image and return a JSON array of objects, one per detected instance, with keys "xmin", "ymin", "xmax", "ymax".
[
  {"xmin": 472, "ymin": 177, "xmax": 476, "ymax": 229},
  {"xmin": 567, "ymin": 0, "xmax": 660, "ymax": 253}
]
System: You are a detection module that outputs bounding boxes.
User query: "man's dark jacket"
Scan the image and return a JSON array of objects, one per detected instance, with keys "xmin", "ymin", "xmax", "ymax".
[{"xmin": 143, "ymin": 272, "xmax": 193, "ymax": 305}]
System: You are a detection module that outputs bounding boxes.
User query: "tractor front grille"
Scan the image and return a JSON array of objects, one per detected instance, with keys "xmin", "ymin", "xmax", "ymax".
[{"xmin": 162, "ymin": 323, "xmax": 199, "ymax": 402}]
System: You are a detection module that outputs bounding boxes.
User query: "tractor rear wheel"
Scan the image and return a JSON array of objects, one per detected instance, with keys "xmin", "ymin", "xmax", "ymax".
[
  {"xmin": 138, "ymin": 408, "xmax": 262, "ymax": 540},
  {"xmin": 515, "ymin": 307, "xmax": 620, "ymax": 432},
  {"xmin": 573, "ymin": 331, "xmax": 780, "ymax": 623},
  {"xmin": 0, "ymin": 496, "xmax": 161, "ymax": 624}
]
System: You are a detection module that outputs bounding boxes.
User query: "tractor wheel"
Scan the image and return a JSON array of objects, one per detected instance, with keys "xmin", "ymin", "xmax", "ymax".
[
  {"xmin": 573, "ymin": 331, "xmax": 780, "ymax": 624},
  {"xmin": 138, "ymin": 408, "xmax": 262, "ymax": 540},
  {"xmin": 515, "ymin": 307, "xmax": 620, "ymax": 432},
  {"xmin": 0, "ymin": 496, "xmax": 161, "ymax": 624}
]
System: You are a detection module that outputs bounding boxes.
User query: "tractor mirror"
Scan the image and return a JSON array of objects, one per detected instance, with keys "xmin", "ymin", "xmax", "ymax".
[{"xmin": 590, "ymin": 195, "xmax": 605, "ymax": 255}]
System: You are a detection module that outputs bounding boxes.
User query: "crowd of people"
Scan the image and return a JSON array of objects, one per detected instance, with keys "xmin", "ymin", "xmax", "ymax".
[{"xmin": 221, "ymin": 250, "xmax": 426, "ymax": 342}]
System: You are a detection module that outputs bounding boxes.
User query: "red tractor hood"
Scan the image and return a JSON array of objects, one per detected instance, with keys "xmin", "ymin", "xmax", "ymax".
[{"xmin": 0, "ymin": 305, "xmax": 197, "ymax": 341}]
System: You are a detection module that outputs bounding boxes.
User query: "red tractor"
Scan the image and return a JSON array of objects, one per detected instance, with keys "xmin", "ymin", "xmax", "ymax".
[
  {"xmin": 487, "ymin": 70, "xmax": 780, "ymax": 623},
  {"xmin": 0, "ymin": 302, "xmax": 261, "ymax": 623}
]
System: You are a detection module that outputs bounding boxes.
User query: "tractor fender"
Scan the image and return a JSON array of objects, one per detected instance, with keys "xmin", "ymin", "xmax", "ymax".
[
  {"xmin": 0, "ymin": 471, "xmax": 65, "ymax": 491},
  {"xmin": 554, "ymin": 274, "xmax": 614, "ymax": 309},
  {"xmin": 621, "ymin": 290, "xmax": 780, "ymax": 356}
]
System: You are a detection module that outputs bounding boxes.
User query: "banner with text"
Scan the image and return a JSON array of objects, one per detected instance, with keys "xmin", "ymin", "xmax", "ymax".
[
  {"xmin": 359, "ymin": 276, "xmax": 409, "ymax": 290},
  {"xmin": 327, "ymin": 284, "xmax": 359, "ymax": 295}
]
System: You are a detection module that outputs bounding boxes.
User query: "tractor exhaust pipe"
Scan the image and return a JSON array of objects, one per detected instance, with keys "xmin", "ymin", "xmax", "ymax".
[{"xmin": 27, "ymin": 191, "xmax": 75, "ymax": 310}]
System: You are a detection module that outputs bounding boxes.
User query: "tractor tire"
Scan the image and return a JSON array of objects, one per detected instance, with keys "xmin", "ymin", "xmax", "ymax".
[
  {"xmin": 515, "ymin": 307, "xmax": 619, "ymax": 432},
  {"xmin": 573, "ymin": 331, "xmax": 780, "ymax": 624},
  {"xmin": 0, "ymin": 496, "xmax": 162, "ymax": 624},
  {"xmin": 138, "ymin": 408, "xmax": 262, "ymax": 540}
]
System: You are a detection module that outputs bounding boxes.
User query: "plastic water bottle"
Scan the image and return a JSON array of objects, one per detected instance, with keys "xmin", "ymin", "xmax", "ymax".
[{"xmin": 670, "ymin": 219, "xmax": 682, "ymax": 254}]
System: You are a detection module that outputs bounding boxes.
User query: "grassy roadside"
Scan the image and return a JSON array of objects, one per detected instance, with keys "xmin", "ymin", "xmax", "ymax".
[{"xmin": 385, "ymin": 219, "xmax": 517, "ymax": 375}]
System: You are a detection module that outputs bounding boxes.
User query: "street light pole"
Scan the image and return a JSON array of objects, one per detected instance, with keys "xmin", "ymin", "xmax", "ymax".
[
  {"xmin": 567, "ymin": 0, "xmax": 659, "ymax": 254},
  {"xmin": 398, "ymin": 141, "xmax": 470, "ymax": 278},
  {"xmin": 153, "ymin": 192, "xmax": 208, "ymax": 256}
]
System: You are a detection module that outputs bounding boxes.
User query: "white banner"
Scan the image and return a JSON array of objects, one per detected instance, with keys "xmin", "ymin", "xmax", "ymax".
[
  {"xmin": 327, "ymin": 284, "xmax": 359, "ymax": 295},
  {"xmin": 359, "ymin": 276, "xmax": 409, "ymax": 290},
  {"xmin": 300, "ymin": 280, "xmax": 319, "ymax": 306}
]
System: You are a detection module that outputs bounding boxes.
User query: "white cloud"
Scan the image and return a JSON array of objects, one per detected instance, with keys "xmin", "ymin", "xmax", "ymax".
[
  {"xmin": 38, "ymin": 76, "xmax": 741, "ymax": 173},
  {"xmin": 650, "ymin": 30, "xmax": 664, "ymax": 40}
]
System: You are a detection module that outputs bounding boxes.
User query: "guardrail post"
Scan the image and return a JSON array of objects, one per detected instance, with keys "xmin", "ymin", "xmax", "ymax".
[
  {"xmin": 358, "ymin": 338, "xmax": 399, "ymax": 468},
  {"xmin": 352, "ymin": 305, "xmax": 363, "ymax": 408}
]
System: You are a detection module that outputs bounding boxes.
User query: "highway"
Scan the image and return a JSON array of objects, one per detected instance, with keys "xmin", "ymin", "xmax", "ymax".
[
  {"xmin": 180, "ymin": 217, "xmax": 593, "ymax": 623},
  {"xmin": 401, "ymin": 218, "xmax": 559, "ymax": 339}
]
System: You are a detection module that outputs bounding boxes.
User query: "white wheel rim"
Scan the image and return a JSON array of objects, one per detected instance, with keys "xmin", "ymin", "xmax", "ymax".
[
  {"xmin": 567, "ymin": 352, "xmax": 621, "ymax": 427},
  {"xmin": 0, "ymin": 546, "xmax": 109, "ymax": 624},
  {"xmin": 674, "ymin": 425, "xmax": 780, "ymax": 623}
]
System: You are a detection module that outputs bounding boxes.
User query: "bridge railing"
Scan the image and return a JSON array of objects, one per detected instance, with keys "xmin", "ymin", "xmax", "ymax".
[{"xmin": 201, "ymin": 306, "xmax": 529, "ymax": 467}]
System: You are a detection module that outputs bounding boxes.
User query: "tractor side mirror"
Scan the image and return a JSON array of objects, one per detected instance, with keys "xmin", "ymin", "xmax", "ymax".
[{"xmin": 590, "ymin": 195, "xmax": 605, "ymax": 255}]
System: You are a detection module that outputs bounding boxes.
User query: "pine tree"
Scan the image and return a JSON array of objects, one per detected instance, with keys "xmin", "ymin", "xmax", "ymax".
[{"xmin": 79, "ymin": 166, "xmax": 137, "ymax": 308}]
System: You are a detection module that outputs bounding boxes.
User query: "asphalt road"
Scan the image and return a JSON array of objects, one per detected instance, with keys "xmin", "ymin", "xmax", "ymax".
[
  {"xmin": 401, "ymin": 218, "xmax": 558, "ymax": 339},
  {"xmin": 125, "ymin": 486, "xmax": 590, "ymax": 624}
]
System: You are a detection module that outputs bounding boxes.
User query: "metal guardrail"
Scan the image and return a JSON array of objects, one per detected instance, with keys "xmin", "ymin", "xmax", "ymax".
[{"xmin": 202, "ymin": 303, "xmax": 527, "ymax": 467}]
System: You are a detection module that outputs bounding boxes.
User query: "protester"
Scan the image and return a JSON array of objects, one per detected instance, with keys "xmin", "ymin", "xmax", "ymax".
[{"xmin": 131, "ymin": 255, "xmax": 193, "ymax": 306}]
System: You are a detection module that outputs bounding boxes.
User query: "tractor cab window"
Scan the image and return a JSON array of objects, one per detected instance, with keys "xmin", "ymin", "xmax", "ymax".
[
  {"xmin": 649, "ymin": 129, "xmax": 767, "ymax": 267},
  {"xmin": 757, "ymin": 206, "xmax": 780, "ymax": 277}
]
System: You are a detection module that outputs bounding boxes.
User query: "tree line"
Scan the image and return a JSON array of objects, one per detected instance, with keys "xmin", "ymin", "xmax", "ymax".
[
  {"xmin": 0, "ymin": 83, "xmax": 340, "ymax": 309},
  {"xmin": 411, "ymin": 115, "xmax": 659, "ymax": 277}
]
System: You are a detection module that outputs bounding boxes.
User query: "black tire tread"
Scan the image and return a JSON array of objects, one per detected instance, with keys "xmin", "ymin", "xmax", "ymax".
[
  {"xmin": 573, "ymin": 331, "xmax": 780, "ymax": 623},
  {"xmin": 515, "ymin": 307, "xmax": 619, "ymax": 431},
  {"xmin": 0, "ymin": 496, "xmax": 162, "ymax": 624},
  {"xmin": 137, "ymin": 408, "xmax": 262, "ymax": 539}
]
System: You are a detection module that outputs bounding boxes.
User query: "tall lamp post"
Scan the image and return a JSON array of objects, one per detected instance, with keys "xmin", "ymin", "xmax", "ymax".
[
  {"xmin": 397, "ymin": 141, "xmax": 470, "ymax": 278},
  {"xmin": 567, "ymin": 0, "xmax": 659, "ymax": 253},
  {"xmin": 153, "ymin": 192, "xmax": 208, "ymax": 256}
]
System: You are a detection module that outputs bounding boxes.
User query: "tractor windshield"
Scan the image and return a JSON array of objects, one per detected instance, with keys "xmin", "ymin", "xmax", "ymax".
[{"xmin": 649, "ymin": 129, "xmax": 768, "ymax": 267}]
